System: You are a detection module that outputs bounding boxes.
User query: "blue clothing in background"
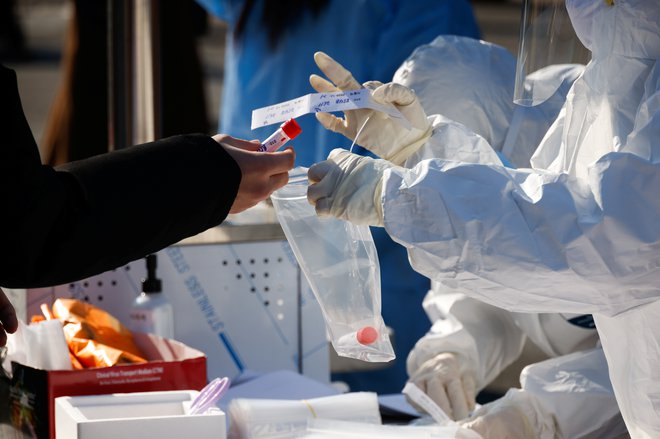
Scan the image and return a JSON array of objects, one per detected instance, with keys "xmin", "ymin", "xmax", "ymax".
[
  {"xmin": 198, "ymin": 0, "xmax": 480, "ymax": 165},
  {"xmin": 199, "ymin": 0, "xmax": 481, "ymax": 393}
]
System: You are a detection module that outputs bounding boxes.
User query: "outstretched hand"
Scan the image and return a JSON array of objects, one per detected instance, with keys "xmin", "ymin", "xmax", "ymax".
[
  {"xmin": 213, "ymin": 134, "xmax": 295, "ymax": 213},
  {"xmin": 0, "ymin": 288, "xmax": 18, "ymax": 347}
]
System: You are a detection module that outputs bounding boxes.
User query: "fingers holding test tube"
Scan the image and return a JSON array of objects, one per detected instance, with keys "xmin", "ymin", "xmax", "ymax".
[
  {"xmin": 216, "ymin": 134, "xmax": 262, "ymax": 151},
  {"xmin": 213, "ymin": 134, "xmax": 295, "ymax": 214}
]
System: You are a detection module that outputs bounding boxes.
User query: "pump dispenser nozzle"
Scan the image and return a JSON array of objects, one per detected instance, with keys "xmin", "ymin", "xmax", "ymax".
[
  {"xmin": 142, "ymin": 254, "xmax": 162, "ymax": 293},
  {"xmin": 129, "ymin": 253, "xmax": 174, "ymax": 339}
]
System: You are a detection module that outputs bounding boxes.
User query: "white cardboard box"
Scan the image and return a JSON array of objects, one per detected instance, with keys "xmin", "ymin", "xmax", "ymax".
[{"xmin": 55, "ymin": 390, "xmax": 226, "ymax": 439}]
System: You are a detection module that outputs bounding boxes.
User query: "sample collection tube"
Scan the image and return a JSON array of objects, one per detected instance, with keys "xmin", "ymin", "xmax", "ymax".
[{"xmin": 259, "ymin": 118, "xmax": 302, "ymax": 152}]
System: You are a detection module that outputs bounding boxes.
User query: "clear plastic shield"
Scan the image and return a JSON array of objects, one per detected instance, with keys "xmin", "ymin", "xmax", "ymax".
[{"xmin": 514, "ymin": 0, "xmax": 590, "ymax": 106}]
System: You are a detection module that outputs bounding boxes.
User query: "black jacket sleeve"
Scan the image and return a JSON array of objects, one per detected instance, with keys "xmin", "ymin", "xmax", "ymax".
[{"xmin": 0, "ymin": 65, "xmax": 241, "ymax": 288}]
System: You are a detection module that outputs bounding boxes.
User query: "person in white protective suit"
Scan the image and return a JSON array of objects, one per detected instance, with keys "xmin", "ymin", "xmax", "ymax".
[
  {"xmin": 389, "ymin": 35, "xmax": 625, "ymax": 438},
  {"xmin": 306, "ymin": 0, "xmax": 660, "ymax": 437}
]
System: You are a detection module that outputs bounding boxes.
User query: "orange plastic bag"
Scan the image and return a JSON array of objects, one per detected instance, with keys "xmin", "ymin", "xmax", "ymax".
[{"xmin": 41, "ymin": 298, "xmax": 147, "ymax": 369}]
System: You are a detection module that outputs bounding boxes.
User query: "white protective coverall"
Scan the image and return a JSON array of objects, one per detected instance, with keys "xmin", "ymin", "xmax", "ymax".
[
  {"xmin": 307, "ymin": 0, "xmax": 660, "ymax": 437},
  {"xmin": 395, "ymin": 35, "xmax": 624, "ymax": 438},
  {"xmin": 377, "ymin": 1, "xmax": 660, "ymax": 437},
  {"xmin": 411, "ymin": 283, "xmax": 626, "ymax": 438}
]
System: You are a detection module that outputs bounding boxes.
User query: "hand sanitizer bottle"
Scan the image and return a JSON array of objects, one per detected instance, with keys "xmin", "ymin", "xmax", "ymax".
[{"xmin": 129, "ymin": 254, "xmax": 174, "ymax": 339}]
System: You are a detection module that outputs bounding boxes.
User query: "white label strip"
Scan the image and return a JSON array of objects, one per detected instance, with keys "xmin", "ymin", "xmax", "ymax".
[
  {"xmin": 251, "ymin": 88, "xmax": 411, "ymax": 130},
  {"xmin": 402, "ymin": 382, "xmax": 455, "ymax": 426}
]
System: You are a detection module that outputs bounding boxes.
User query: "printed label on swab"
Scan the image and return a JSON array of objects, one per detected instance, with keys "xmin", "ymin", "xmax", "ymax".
[
  {"xmin": 251, "ymin": 88, "xmax": 411, "ymax": 130},
  {"xmin": 402, "ymin": 382, "xmax": 455, "ymax": 426}
]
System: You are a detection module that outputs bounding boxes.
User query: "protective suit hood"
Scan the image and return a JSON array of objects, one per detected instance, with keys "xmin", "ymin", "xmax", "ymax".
[
  {"xmin": 394, "ymin": 36, "xmax": 516, "ymax": 152},
  {"xmin": 567, "ymin": 0, "xmax": 660, "ymax": 59},
  {"xmin": 395, "ymin": 35, "xmax": 585, "ymax": 169}
]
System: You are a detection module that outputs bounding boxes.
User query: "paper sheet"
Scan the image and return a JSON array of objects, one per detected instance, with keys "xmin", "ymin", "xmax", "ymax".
[
  {"xmin": 217, "ymin": 370, "xmax": 339, "ymax": 411},
  {"xmin": 378, "ymin": 393, "xmax": 421, "ymax": 418},
  {"xmin": 251, "ymin": 89, "xmax": 412, "ymax": 130}
]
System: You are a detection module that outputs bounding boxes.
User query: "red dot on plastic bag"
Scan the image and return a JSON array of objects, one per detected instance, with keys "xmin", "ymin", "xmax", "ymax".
[{"xmin": 357, "ymin": 326, "xmax": 378, "ymax": 345}]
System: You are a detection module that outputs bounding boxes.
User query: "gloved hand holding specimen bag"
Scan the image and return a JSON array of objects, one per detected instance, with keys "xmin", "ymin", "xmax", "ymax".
[{"xmin": 271, "ymin": 168, "xmax": 394, "ymax": 362}]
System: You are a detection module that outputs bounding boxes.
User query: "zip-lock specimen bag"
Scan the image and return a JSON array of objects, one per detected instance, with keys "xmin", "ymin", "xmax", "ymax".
[{"xmin": 271, "ymin": 168, "xmax": 394, "ymax": 362}]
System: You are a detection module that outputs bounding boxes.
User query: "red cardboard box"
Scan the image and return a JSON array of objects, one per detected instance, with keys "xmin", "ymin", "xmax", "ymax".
[{"xmin": 2, "ymin": 333, "xmax": 206, "ymax": 439}]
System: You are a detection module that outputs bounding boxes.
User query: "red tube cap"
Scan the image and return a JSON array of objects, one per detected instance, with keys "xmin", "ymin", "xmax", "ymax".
[{"xmin": 281, "ymin": 118, "xmax": 302, "ymax": 139}]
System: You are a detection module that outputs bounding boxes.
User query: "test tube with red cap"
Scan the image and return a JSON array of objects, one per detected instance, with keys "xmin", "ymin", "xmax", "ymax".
[{"xmin": 259, "ymin": 118, "xmax": 302, "ymax": 152}]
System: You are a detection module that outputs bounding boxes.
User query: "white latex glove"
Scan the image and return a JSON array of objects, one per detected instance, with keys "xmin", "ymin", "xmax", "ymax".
[
  {"xmin": 307, "ymin": 148, "xmax": 392, "ymax": 227},
  {"xmin": 407, "ymin": 352, "xmax": 477, "ymax": 420},
  {"xmin": 310, "ymin": 51, "xmax": 432, "ymax": 166},
  {"xmin": 459, "ymin": 390, "xmax": 556, "ymax": 439}
]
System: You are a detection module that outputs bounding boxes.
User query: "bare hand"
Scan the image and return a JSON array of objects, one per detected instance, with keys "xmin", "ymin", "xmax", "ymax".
[
  {"xmin": 0, "ymin": 288, "xmax": 18, "ymax": 347},
  {"xmin": 213, "ymin": 134, "xmax": 295, "ymax": 213}
]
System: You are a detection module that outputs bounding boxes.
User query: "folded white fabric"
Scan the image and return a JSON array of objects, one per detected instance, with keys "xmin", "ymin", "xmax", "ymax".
[
  {"xmin": 302, "ymin": 418, "xmax": 482, "ymax": 439},
  {"xmin": 227, "ymin": 392, "xmax": 381, "ymax": 439},
  {"xmin": 4, "ymin": 319, "xmax": 71, "ymax": 374}
]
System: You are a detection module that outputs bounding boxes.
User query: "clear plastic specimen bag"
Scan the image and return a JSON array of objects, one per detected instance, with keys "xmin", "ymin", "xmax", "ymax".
[{"xmin": 271, "ymin": 168, "xmax": 394, "ymax": 362}]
